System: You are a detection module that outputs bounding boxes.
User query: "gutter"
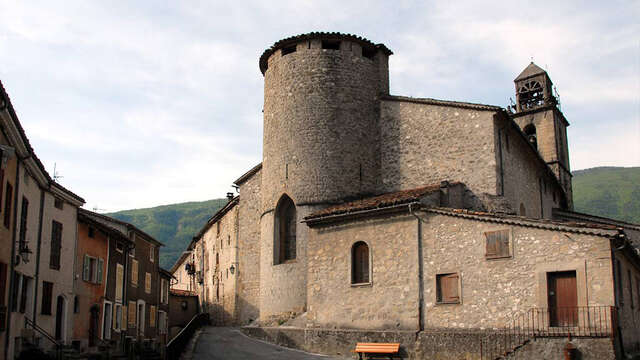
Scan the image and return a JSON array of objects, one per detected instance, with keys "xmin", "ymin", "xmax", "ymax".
[
  {"xmin": 408, "ymin": 204, "xmax": 425, "ymax": 332},
  {"xmin": 32, "ymin": 190, "xmax": 45, "ymax": 327},
  {"xmin": 303, "ymin": 201, "xmax": 421, "ymax": 226}
]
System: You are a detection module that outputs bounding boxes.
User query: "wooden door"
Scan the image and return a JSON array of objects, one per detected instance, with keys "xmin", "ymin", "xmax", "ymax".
[
  {"xmin": 89, "ymin": 306, "xmax": 99, "ymax": 347},
  {"xmin": 547, "ymin": 271, "xmax": 577, "ymax": 327},
  {"xmin": 55, "ymin": 296, "xmax": 64, "ymax": 340}
]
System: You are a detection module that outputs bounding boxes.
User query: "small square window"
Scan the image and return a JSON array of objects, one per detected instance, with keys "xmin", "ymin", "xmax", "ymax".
[
  {"xmin": 88, "ymin": 227, "xmax": 95, "ymax": 238},
  {"xmin": 484, "ymin": 229, "xmax": 511, "ymax": 259},
  {"xmin": 54, "ymin": 198, "xmax": 63, "ymax": 210},
  {"xmin": 436, "ymin": 273, "xmax": 460, "ymax": 304}
]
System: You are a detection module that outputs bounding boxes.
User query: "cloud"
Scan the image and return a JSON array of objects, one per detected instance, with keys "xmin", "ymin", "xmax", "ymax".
[{"xmin": 0, "ymin": 0, "xmax": 637, "ymax": 211}]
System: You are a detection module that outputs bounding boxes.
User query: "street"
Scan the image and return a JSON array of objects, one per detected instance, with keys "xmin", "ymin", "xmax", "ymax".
[{"xmin": 192, "ymin": 327, "xmax": 345, "ymax": 360}]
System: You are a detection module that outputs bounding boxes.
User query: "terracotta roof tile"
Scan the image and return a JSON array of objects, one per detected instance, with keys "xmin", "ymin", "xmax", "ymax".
[
  {"xmin": 170, "ymin": 289, "xmax": 197, "ymax": 297},
  {"xmin": 305, "ymin": 183, "xmax": 448, "ymax": 220}
]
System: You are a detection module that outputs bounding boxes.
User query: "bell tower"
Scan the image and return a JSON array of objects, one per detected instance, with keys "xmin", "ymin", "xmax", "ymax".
[{"xmin": 511, "ymin": 62, "xmax": 573, "ymax": 209}]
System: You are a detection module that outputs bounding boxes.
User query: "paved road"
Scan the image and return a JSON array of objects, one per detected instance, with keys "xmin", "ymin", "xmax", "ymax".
[{"xmin": 192, "ymin": 327, "xmax": 345, "ymax": 360}]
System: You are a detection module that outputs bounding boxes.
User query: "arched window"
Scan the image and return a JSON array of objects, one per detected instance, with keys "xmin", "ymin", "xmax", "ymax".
[
  {"xmin": 351, "ymin": 242, "xmax": 370, "ymax": 284},
  {"xmin": 523, "ymin": 124, "xmax": 537, "ymax": 149},
  {"xmin": 275, "ymin": 194, "xmax": 296, "ymax": 264}
]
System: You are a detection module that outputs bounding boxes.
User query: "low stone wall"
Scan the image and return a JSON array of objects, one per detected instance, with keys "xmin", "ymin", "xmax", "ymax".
[{"xmin": 241, "ymin": 326, "xmax": 616, "ymax": 360}]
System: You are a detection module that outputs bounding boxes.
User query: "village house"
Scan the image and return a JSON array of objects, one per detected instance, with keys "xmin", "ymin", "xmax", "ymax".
[
  {"xmin": 177, "ymin": 32, "xmax": 640, "ymax": 359},
  {"xmin": 0, "ymin": 81, "xmax": 85, "ymax": 360}
]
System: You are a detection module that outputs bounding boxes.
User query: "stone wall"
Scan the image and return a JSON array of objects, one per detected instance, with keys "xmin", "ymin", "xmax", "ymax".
[
  {"xmin": 237, "ymin": 170, "xmax": 262, "ymax": 324},
  {"xmin": 498, "ymin": 117, "xmax": 561, "ymax": 218},
  {"xmin": 242, "ymin": 326, "xmax": 616, "ymax": 359},
  {"xmin": 420, "ymin": 212, "xmax": 615, "ymax": 329},
  {"xmin": 306, "ymin": 213, "xmax": 419, "ymax": 330},
  {"xmin": 614, "ymin": 249, "xmax": 640, "ymax": 355},
  {"xmin": 379, "ymin": 99, "xmax": 499, "ymax": 199},
  {"xmin": 261, "ymin": 38, "xmax": 387, "ymax": 211},
  {"xmin": 258, "ymin": 205, "xmax": 316, "ymax": 320}
]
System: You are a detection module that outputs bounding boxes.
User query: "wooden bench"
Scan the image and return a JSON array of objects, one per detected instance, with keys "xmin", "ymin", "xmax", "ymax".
[{"xmin": 354, "ymin": 342, "xmax": 400, "ymax": 359}]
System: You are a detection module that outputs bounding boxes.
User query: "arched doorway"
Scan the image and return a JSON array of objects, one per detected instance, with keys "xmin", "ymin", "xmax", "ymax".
[
  {"xmin": 55, "ymin": 296, "xmax": 65, "ymax": 340},
  {"xmin": 89, "ymin": 305, "xmax": 100, "ymax": 347}
]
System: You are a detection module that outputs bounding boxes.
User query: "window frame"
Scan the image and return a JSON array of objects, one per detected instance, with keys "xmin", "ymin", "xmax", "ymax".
[
  {"xmin": 351, "ymin": 241, "xmax": 372, "ymax": 286},
  {"xmin": 41, "ymin": 281, "xmax": 53, "ymax": 315},
  {"xmin": 50, "ymin": 220, "xmax": 63, "ymax": 270},
  {"xmin": 149, "ymin": 246, "xmax": 154, "ymax": 263},
  {"xmin": 274, "ymin": 194, "xmax": 297, "ymax": 265},
  {"xmin": 145, "ymin": 272, "xmax": 151, "ymax": 294},
  {"xmin": 436, "ymin": 272, "xmax": 461, "ymax": 305},
  {"xmin": 82, "ymin": 255, "xmax": 104, "ymax": 284}
]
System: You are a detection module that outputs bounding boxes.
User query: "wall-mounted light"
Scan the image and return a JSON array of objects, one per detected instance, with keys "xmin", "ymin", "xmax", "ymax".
[{"xmin": 229, "ymin": 264, "xmax": 235, "ymax": 275}]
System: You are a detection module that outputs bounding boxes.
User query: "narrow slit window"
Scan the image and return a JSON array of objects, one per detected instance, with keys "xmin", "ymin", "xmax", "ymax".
[
  {"xmin": 351, "ymin": 242, "xmax": 370, "ymax": 284},
  {"xmin": 281, "ymin": 45, "xmax": 296, "ymax": 56},
  {"xmin": 321, "ymin": 40, "xmax": 340, "ymax": 50}
]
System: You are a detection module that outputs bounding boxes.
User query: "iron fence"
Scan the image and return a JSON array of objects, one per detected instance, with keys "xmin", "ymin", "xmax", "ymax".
[{"xmin": 480, "ymin": 306, "xmax": 616, "ymax": 360}]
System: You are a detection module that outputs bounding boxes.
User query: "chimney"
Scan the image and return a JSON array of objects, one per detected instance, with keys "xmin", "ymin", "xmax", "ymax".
[{"xmin": 226, "ymin": 192, "xmax": 234, "ymax": 202}]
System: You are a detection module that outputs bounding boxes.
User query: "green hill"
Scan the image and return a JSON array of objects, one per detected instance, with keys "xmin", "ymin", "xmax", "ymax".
[
  {"xmin": 107, "ymin": 198, "xmax": 228, "ymax": 269},
  {"xmin": 572, "ymin": 167, "xmax": 640, "ymax": 224},
  {"xmin": 106, "ymin": 167, "xmax": 638, "ymax": 271}
]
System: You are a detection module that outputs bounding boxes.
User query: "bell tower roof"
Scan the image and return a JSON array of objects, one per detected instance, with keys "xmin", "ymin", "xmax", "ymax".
[{"xmin": 515, "ymin": 62, "xmax": 546, "ymax": 81}]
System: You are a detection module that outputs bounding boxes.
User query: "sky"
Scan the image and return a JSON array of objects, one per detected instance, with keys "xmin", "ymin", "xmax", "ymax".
[{"xmin": 0, "ymin": 0, "xmax": 638, "ymax": 212}]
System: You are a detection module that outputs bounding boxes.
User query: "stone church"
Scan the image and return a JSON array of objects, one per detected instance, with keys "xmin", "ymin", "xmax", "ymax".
[{"xmin": 173, "ymin": 32, "xmax": 640, "ymax": 359}]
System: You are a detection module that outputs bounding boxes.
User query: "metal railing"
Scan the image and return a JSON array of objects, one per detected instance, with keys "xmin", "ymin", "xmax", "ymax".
[
  {"xmin": 24, "ymin": 316, "xmax": 62, "ymax": 360},
  {"xmin": 165, "ymin": 312, "xmax": 209, "ymax": 360},
  {"xmin": 480, "ymin": 306, "xmax": 617, "ymax": 360}
]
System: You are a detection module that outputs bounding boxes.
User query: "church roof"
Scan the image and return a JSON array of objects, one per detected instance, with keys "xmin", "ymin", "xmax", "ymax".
[
  {"xmin": 515, "ymin": 62, "xmax": 546, "ymax": 81},
  {"xmin": 305, "ymin": 183, "xmax": 453, "ymax": 221}
]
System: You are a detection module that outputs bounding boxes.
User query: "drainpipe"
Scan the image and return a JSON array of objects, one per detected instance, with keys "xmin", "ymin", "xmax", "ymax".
[
  {"xmin": 610, "ymin": 236, "xmax": 626, "ymax": 358},
  {"xmin": 408, "ymin": 204, "xmax": 424, "ymax": 332},
  {"xmin": 32, "ymin": 190, "xmax": 45, "ymax": 326},
  {"xmin": 233, "ymin": 207, "xmax": 239, "ymax": 324},
  {"xmin": 4, "ymin": 155, "xmax": 21, "ymax": 360}
]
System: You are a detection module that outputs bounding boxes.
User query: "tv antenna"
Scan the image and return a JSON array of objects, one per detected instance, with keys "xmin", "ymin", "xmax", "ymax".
[
  {"xmin": 92, "ymin": 205, "xmax": 106, "ymax": 213},
  {"xmin": 53, "ymin": 163, "xmax": 63, "ymax": 181}
]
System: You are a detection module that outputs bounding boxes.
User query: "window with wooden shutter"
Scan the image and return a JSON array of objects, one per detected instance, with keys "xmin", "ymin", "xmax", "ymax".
[
  {"xmin": 484, "ymin": 229, "xmax": 511, "ymax": 259},
  {"xmin": 128, "ymin": 301, "xmax": 136, "ymax": 327},
  {"xmin": 3, "ymin": 183, "xmax": 12, "ymax": 228},
  {"xmin": 149, "ymin": 305, "xmax": 156, "ymax": 327},
  {"xmin": 41, "ymin": 281, "xmax": 53, "ymax": 315},
  {"xmin": 131, "ymin": 260, "xmax": 138, "ymax": 286},
  {"xmin": 18, "ymin": 197, "xmax": 28, "ymax": 252},
  {"xmin": 145, "ymin": 272, "xmax": 151, "ymax": 294},
  {"xmin": 115, "ymin": 264, "xmax": 124, "ymax": 302},
  {"xmin": 50, "ymin": 221, "xmax": 62, "ymax": 270},
  {"xmin": 436, "ymin": 273, "xmax": 460, "ymax": 304},
  {"xmin": 351, "ymin": 242, "xmax": 370, "ymax": 284}
]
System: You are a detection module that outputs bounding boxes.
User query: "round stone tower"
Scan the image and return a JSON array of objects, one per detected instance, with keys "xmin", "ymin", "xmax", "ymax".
[{"xmin": 257, "ymin": 32, "xmax": 392, "ymax": 319}]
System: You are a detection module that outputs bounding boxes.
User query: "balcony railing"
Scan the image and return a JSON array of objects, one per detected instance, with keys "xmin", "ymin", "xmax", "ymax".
[{"xmin": 480, "ymin": 306, "xmax": 616, "ymax": 360}]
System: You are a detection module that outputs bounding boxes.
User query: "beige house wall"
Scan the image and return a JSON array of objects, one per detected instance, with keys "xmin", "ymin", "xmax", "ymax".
[
  {"xmin": 307, "ymin": 214, "xmax": 419, "ymax": 330},
  {"xmin": 6, "ymin": 163, "xmax": 41, "ymax": 359},
  {"xmin": 420, "ymin": 212, "xmax": 615, "ymax": 329},
  {"xmin": 171, "ymin": 257, "xmax": 193, "ymax": 292},
  {"xmin": 201, "ymin": 204, "xmax": 238, "ymax": 325},
  {"xmin": 35, "ymin": 191, "xmax": 78, "ymax": 348}
]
